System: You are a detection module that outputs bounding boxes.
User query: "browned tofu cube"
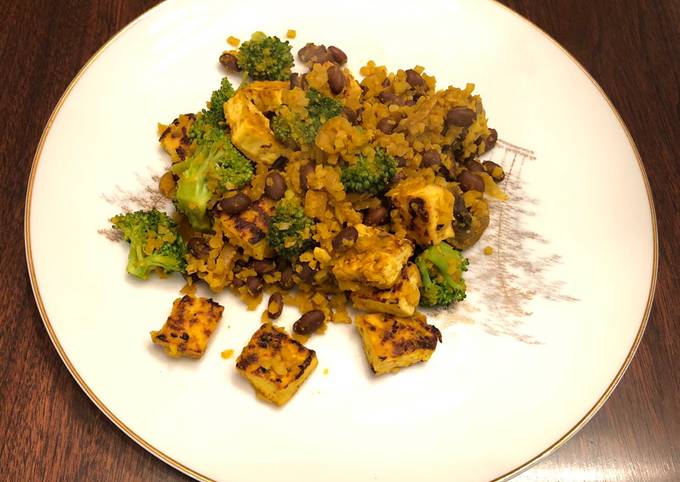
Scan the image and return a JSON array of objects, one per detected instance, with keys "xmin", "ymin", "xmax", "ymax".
[
  {"xmin": 158, "ymin": 113, "xmax": 196, "ymax": 163},
  {"xmin": 150, "ymin": 295, "xmax": 224, "ymax": 358},
  {"xmin": 236, "ymin": 324, "xmax": 317, "ymax": 406},
  {"xmin": 332, "ymin": 224, "xmax": 413, "ymax": 291},
  {"xmin": 350, "ymin": 263, "xmax": 421, "ymax": 317},
  {"xmin": 355, "ymin": 312, "xmax": 442, "ymax": 375},
  {"xmin": 389, "ymin": 180, "xmax": 454, "ymax": 246},
  {"xmin": 219, "ymin": 198, "xmax": 275, "ymax": 260}
]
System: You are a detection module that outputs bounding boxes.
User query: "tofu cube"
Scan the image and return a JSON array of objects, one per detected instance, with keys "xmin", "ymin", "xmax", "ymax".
[
  {"xmin": 158, "ymin": 113, "xmax": 195, "ymax": 163},
  {"xmin": 224, "ymin": 82, "xmax": 289, "ymax": 165},
  {"xmin": 219, "ymin": 198, "xmax": 275, "ymax": 260},
  {"xmin": 389, "ymin": 181, "xmax": 454, "ymax": 246},
  {"xmin": 236, "ymin": 324, "xmax": 318, "ymax": 406},
  {"xmin": 150, "ymin": 295, "xmax": 224, "ymax": 358},
  {"xmin": 355, "ymin": 312, "xmax": 442, "ymax": 375},
  {"xmin": 332, "ymin": 224, "xmax": 413, "ymax": 291},
  {"xmin": 351, "ymin": 263, "xmax": 421, "ymax": 317}
]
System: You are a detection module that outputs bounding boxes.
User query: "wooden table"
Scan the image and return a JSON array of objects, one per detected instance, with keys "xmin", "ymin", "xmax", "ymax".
[{"xmin": 2, "ymin": 1, "xmax": 678, "ymax": 480}]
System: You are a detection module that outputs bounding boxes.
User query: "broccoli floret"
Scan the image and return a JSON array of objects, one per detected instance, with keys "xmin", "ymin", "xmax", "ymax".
[
  {"xmin": 111, "ymin": 209, "xmax": 187, "ymax": 279},
  {"xmin": 340, "ymin": 148, "xmax": 397, "ymax": 195},
  {"xmin": 237, "ymin": 32, "xmax": 294, "ymax": 81},
  {"xmin": 173, "ymin": 126, "xmax": 253, "ymax": 230},
  {"xmin": 189, "ymin": 78, "xmax": 235, "ymax": 141},
  {"xmin": 271, "ymin": 89, "xmax": 343, "ymax": 147},
  {"xmin": 267, "ymin": 202, "xmax": 314, "ymax": 259},
  {"xmin": 415, "ymin": 243, "xmax": 469, "ymax": 307},
  {"xmin": 307, "ymin": 89, "xmax": 344, "ymax": 124},
  {"xmin": 206, "ymin": 77, "xmax": 235, "ymax": 125}
]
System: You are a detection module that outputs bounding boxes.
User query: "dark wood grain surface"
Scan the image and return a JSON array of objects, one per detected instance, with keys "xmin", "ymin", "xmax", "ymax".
[{"xmin": 1, "ymin": 1, "xmax": 678, "ymax": 480}]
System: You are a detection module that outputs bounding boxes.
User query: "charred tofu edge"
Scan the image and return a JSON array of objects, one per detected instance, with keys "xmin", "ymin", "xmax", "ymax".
[
  {"xmin": 350, "ymin": 263, "xmax": 421, "ymax": 316},
  {"xmin": 235, "ymin": 324, "xmax": 318, "ymax": 406},
  {"xmin": 355, "ymin": 313, "xmax": 442, "ymax": 375},
  {"xmin": 150, "ymin": 295, "xmax": 224, "ymax": 359}
]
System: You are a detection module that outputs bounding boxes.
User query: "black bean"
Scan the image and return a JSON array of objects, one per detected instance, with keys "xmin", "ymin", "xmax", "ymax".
[
  {"xmin": 253, "ymin": 259, "xmax": 275, "ymax": 274},
  {"xmin": 298, "ymin": 263, "xmax": 316, "ymax": 283},
  {"xmin": 485, "ymin": 128, "xmax": 498, "ymax": 151},
  {"xmin": 392, "ymin": 170, "xmax": 406, "ymax": 185},
  {"xmin": 483, "ymin": 160, "xmax": 505, "ymax": 182},
  {"xmin": 264, "ymin": 171, "xmax": 286, "ymax": 200},
  {"xmin": 458, "ymin": 170, "xmax": 485, "ymax": 192},
  {"xmin": 446, "ymin": 107, "xmax": 476, "ymax": 127},
  {"xmin": 364, "ymin": 206, "xmax": 389, "ymax": 226},
  {"xmin": 299, "ymin": 73, "xmax": 309, "ymax": 90},
  {"xmin": 187, "ymin": 237, "xmax": 210, "ymax": 259},
  {"xmin": 327, "ymin": 65, "xmax": 346, "ymax": 95},
  {"xmin": 219, "ymin": 52, "xmax": 240, "ymax": 72},
  {"xmin": 267, "ymin": 293, "xmax": 284, "ymax": 319},
  {"xmin": 271, "ymin": 155, "xmax": 288, "ymax": 171},
  {"xmin": 279, "ymin": 265, "xmax": 295, "ymax": 290},
  {"xmin": 293, "ymin": 310, "xmax": 325, "ymax": 335},
  {"xmin": 421, "ymin": 150, "xmax": 441, "ymax": 168},
  {"xmin": 328, "ymin": 45, "xmax": 348, "ymax": 65},
  {"xmin": 378, "ymin": 91, "xmax": 407, "ymax": 106},
  {"xmin": 343, "ymin": 107, "xmax": 359, "ymax": 125},
  {"xmin": 220, "ymin": 193, "xmax": 251, "ymax": 215},
  {"xmin": 246, "ymin": 276, "xmax": 264, "ymax": 296},
  {"xmin": 298, "ymin": 43, "xmax": 330, "ymax": 64},
  {"xmin": 378, "ymin": 91, "xmax": 396, "ymax": 104},
  {"xmin": 332, "ymin": 226, "xmax": 358, "ymax": 251},
  {"xmin": 299, "ymin": 163, "xmax": 315, "ymax": 191},
  {"xmin": 377, "ymin": 118, "xmax": 396, "ymax": 134},
  {"xmin": 405, "ymin": 69, "xmax": 425, "ymax": 88},
  {"xmin": 289, "ymin": 72, "xmax": 301, "ymax": 89},
  {"xmin": 395, "ymin": 156, "xmax": 408, "ymax": 167},
  {"xmin": 464, "ymin": 160, "xmax": 485, "ymax": 173},
  {"xmin": 232, "ymin": 277, "xmax": 245, "ymax": 288},
  {"xmin": 297, "ymin": 43, "xmax": 315, "ymax": 62},
  {"xmin": 381, "ymin": 78, "xmax": 391, "ymax": 88}
]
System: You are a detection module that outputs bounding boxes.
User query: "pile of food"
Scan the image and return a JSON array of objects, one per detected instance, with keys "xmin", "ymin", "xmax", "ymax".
[{"xmin": 111, "ymin": 31, "xmax": 505, "ymax": 406}]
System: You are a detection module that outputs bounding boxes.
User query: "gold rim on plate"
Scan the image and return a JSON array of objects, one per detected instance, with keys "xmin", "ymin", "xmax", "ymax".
[{"xmin": 23, "ymin": 1, "xmax": 658, "ymax": 481}]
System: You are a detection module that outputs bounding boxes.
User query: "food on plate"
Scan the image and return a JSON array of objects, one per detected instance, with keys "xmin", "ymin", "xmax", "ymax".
[
  {"xmin": 235, "ymin": 32, "xmax": 294, "ymax": 81},
  {"xmin": 350, "ymin": 263, "xmax": 421, "ymax": 317},
  {"xmin": 111, "ymin": 209, "xmax": 187, "ymax": 280},
  {"xmin": 414, "ymin": 242, "xmax": 469, "ymax": 308},
  {"xmin": 150, "ymin": 295, "xmax": 224, "ymax": 358},
  {"xmin": 110, "ymin": 30, "xmax": 507, "ymax": 401},
  {"xmin": 355, "ymin": 312, "xmax": 442, "ymax": 375},
  {"xmin": 236, "ymin": 323, "xmax": 317, "ymax": 405}
]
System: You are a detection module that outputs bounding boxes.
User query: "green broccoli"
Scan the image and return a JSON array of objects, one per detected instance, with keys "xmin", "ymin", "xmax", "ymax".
[
  {"xmin": 415, "ymin": 243, "xmax": 469, "ymax": 307},
  {"xmin": 340, "ymin": 148, "xmax": 397, "ymax": 195},
  {"xmin": 267, "ymin": 202, "xmax": 314, "ymax": 259},
  {"xmin": 111, "ymin": 209, "xmax": 187, "ymax": 280},
  {"xmin": 190, "ymin": 77, "xmax": 235, "ymax": 140},
  {"xmin": 237, "ymin": 32, "xmax": 294, "ymax": 81},
  {"xmin": 173, "ymin": 126, "xmax": 253, "ymax": 230},
  {"xmin": 271, "ymin": 89, "xmax": 343, "ymax": 147}
]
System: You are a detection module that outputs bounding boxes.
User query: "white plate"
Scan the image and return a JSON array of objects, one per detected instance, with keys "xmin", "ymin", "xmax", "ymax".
[{"xmin": 25, "ymin": 0, "xmax": 656, "ymax": 481}]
